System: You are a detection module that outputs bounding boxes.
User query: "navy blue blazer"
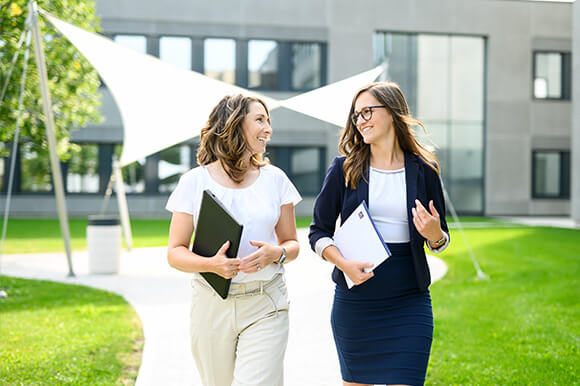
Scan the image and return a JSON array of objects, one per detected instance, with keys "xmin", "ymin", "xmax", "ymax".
[{"xmin": 308, "ymin": 152, "xmax": 449, "ymax": 291}]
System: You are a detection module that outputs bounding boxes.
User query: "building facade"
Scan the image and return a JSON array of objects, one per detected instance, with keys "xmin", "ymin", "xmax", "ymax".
[{"xmin": 1, "ymin": 0, "xmax": 576, "ymax": 219}]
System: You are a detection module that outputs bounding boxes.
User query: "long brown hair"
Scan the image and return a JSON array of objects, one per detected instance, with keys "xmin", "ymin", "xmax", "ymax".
[
  {"xmin": 197, "ymin": 94, "xmax": 269, "ymax": 183},
  {"xmin": 339, "ymin": 82, "xmax": 440, "ymax": 189}
]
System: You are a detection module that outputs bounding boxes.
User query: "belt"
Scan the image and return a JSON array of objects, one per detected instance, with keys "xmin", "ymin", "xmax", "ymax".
[{"xmin": 228, "ymin": 273, "xmax": 283, "ymax": 297}]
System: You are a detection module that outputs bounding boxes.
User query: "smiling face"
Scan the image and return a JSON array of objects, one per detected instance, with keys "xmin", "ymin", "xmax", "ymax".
[
  {"xmin": 242, "ymin": 101, "xmax": 272, "ymax": 155},
  {"xmin": 353, "ymin": 91, "xmax": 393, "ymax": 145}
]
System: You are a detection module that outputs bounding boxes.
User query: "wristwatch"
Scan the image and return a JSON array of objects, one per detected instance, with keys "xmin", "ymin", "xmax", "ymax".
[{"xmin": 277, "ymin": 247, "xmax": 287, "ymax": 264}]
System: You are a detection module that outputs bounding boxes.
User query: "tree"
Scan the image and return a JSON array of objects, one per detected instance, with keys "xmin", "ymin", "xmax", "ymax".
[{"xmin": 0, "ymin": 0, "xmax": 102, "ymax": 161}]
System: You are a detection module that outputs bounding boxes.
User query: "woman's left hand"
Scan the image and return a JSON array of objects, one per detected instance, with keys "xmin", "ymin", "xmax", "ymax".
[
  {"xmin": 238, "ymin": 240, "xmax": 281, "ymax": 274},
  {"xmin": 412, "ymin": 199, "xmax": 444, "ymax": 243}
]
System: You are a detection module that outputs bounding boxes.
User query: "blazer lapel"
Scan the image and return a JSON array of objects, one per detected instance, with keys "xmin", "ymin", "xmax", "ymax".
[
  {"xmin": 357, "ymin": 159, "xmax": 370, "ymax": 206},
  {"xmin": 405, "ymin": 152, "xmax": 419, "ymax": 238}
]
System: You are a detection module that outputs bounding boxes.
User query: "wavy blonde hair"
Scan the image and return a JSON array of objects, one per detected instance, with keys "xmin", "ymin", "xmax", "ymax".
[
  {"xmin": 197, "ymin": 94, "xmax": 269, "ymax": 183},
  {"xmin": 339, "ymin": 81, "xmax": 440, "ymax": 189}
]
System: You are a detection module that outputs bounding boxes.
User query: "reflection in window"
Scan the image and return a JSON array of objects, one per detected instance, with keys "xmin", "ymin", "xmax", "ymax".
[
  {"xmin": 160, "ymin": 36, "xmax": 192, "ymax": 70},
  {"xmin": 291, "ymin": 43, "xmax": 321, "ymax": 90},
  {"xmin": 204, "ymin": 38, "xmax": 236, "ymax": 84},
  {"xmin": 533, "ymin": 151, "xmax": 570, "ymax": 198},
  {"xmin": 158, "ymin": 144, "xmax": 191, "ymax": 193},
  {"xmin": 374, "ymin": 32, "xmax": 485, "ymax": 214},
  {"xmin": 267, "ymin": 146, "xmax": 323, "ymax": 196},
  {"xmin": 115, "ymin": 145, "xmax": 145, "ymax": 193},
  {"xmin": 248, "ymin": 40, "xmax": 278, "ymax": 89},
  {"xmin": 114, "ymin": 35, "xmax": 147, "ymax": 53},
  {"xmin": 534, "ymin": 52, "xmax": 570, "ymax": 99},
  {"xmin": 20, "ymin": 143, "xmax": 52, "ymax": 192},
  {"xmin": 290, "ymin": 148, "xmax": 321, "ymax": 195},
  {"xmin": 67, "ymin": 144, "xmax": 99, "ymax": 193}
]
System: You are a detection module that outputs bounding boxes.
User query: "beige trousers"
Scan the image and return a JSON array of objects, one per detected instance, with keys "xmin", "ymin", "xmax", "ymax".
[{"xmin": 190, "ymin": 274, "xmax": 290, "ymax": 386}]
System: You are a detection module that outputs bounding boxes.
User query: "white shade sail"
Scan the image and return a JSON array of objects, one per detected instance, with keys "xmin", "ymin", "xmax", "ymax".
[
  {"xmin": 42, "ymin": 11, "xmax": 280, "ymax": 167},
  {"xmin": 42, "ymin": 10, "xmax": 383, "ymax": 167},
  {"xmin": 280, "ymin": 65, "xmax": 385, "ymax": 128}
]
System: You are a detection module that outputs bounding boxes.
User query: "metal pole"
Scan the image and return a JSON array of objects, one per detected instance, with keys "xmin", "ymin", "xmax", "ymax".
[
  {"xmin": 113, "ymin": 158, "xmax": 133, "ymax": 251},
  {"xmin": 28, "ymin": 1, "xmax": 74, "ymax": 276},
  {"xmin": 0, "ymin": 30, "xmax": 32, "ymax": 271}
]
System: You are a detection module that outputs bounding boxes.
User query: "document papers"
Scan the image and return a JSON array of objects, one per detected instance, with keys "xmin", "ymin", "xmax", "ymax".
[{"xmin": 333, "ymin": 201, "xmax": 391, "ymax": 288}]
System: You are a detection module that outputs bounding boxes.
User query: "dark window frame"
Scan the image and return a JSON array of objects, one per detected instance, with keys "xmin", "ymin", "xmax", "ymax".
[
  {"xmin": 532, "ymin": 51, "xmax": 572, "ymax": 101},
  {"xmin": 531, "ymin": 150, "xmax": 571, "ymax": 199}
]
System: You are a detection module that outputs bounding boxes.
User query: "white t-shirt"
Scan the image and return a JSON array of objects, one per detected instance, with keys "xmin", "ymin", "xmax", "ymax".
[{"xmin": 165, "ymin": 164, "xmax": 302, "ymax": 283}]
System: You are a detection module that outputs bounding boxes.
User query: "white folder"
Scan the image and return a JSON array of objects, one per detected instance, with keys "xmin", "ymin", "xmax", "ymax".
[{"xmin": 333, "ymin": 201, "xmax": 391, "ymax": 288}]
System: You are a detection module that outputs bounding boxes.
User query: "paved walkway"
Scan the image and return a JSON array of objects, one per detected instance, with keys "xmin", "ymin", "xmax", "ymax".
[{"xmin": 1, "ymin": 229, "xmax": 447, "ymax": 386}]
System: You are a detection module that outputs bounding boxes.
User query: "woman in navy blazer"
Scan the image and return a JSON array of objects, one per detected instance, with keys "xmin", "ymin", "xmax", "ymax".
[{"xmin": 309, "ymin": 81, "xmax": 449, "ymax": 386}]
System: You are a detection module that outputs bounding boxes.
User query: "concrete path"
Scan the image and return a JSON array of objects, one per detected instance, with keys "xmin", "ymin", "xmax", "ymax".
[{"xmin": 1, "ymin": 229, "xmax": 447, "ymax": 386}]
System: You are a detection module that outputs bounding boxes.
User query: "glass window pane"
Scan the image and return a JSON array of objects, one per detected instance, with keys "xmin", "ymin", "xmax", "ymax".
[
  {"xmin": 114, "ymin": 35, "xmax": 147, "ymax": 54},
  {"xmin": 534, "ymin": 152, "xmax": 561, "ymax": 197},
  {"xmin": 67, "ymin": 144, "xmax": 99, "ymax": 193},
  {"xmin": 158, "ymin": 144, "xmax": 191, "ymax": 193},
  {"xmin": 534, "ymin": 53, "xmax": 562, "ymax": 99},
  {"xmin": 291, "ymin": 43, "xmax": 321, "ymax": 89},
  {"xmin": 160, "ymin": 36, "xmax": 192, "ymax": 70},
  {"xmin": 20, "ymin": 143, "xmax": 51, "ymax": 192},
  {"xmin": 373, "ymin": 31, "xmax": 485, "ymax": 214},
  {"xmin": 115, "ymin": 145, "xmax": 145, "ymax": 193},
  {"xmin": 204, "ymin": 38, "xmax": 236, "ymax": 84},
  {"xmin": 248, "ymin": 40, "xmax": 278, "ymax": 89},
  {"xmin": 291, "ymin": 148, "xmax": 320, "ymax": 196}
]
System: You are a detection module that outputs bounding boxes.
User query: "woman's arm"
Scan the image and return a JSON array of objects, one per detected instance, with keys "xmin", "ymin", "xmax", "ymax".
[
  {"xmin": 238, "ymin": 203, "xmax": 300, "ymax": 273},
  {"xmin": 167, "ymin": 211, "xmax": 240, "ymax": 278}
]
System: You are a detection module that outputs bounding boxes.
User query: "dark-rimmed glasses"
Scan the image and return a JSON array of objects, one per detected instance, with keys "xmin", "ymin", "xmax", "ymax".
[{"xmin": 351, "ymin": 105, "xmax": 387, "ymax": 126}]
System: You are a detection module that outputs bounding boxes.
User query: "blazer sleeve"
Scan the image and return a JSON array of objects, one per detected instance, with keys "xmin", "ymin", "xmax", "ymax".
[
  {"xmin": 308, "ymin": 157, "xmax": 344, "ymax": 252},
  {"xmin": 426, "ymin": 165, "xmax": 450, "ymax": 242}
]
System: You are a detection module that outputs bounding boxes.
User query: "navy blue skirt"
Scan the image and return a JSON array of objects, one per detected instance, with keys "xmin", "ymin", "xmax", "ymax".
[{"xmin": 331, "ymin": 243, "xmax": 433, "ymax": 386}]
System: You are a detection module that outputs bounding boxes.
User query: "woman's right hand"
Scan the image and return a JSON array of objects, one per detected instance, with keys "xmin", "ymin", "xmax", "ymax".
[
  {"xmin": 210, "ymin": 241, "xmax": 241, "ymax": 279},
  {"xmin": 338, "ymin": 259, "xmax": 374, "ymax": 286}
]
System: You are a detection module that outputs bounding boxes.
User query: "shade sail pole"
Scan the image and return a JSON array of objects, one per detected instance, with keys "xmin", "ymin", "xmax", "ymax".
[
  {"xmin": 29, "ymin": 1, "xmax": 74, "ymax": 276},
  {"xmin": 113, "ymin": 158, "xmax": 133, "ymax": 251}
]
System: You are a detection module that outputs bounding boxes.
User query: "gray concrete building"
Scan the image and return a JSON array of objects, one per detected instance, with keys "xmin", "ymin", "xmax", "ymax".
[{"xmin": 1, "ymin": 0, "xmax": 576, "ymax": 220}]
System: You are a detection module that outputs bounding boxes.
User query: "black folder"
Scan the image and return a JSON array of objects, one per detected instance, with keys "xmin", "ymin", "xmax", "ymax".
[{"xmin": 192, "ymin": 189, "xmax": 243, "ymax": 299}]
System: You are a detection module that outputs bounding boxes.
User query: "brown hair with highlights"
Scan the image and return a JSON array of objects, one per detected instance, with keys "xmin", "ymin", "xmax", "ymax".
[
  {"xmin": 339, "ymin": 81, "xmax": 440, "ymax": 189},
  {"xmin": 197, "ymin": 94, "xmax": 270, "ymax": 183}
]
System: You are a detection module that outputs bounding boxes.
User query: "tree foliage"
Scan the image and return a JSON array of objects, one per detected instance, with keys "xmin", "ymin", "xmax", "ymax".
[{"xmin": 0, "ymin": 0, "xmax": 102, "ymax": 160}]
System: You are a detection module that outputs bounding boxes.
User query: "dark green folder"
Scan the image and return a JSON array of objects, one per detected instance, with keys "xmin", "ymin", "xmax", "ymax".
[{"xmin": 192, "ymin": 189, "xmax": 243, "ymax": 299}]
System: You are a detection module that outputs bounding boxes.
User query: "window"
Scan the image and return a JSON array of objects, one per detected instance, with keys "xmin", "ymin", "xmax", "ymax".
[
  {"xmin": 291, "ymin": 43, "xmax": 321, "ymax": 90},
  {"xmin": 114, "ymin": 35, "xmax": 147, "ymax": 54},
  {"xmin": 267, "ymin": 146, "xmax": 325, "ymax": 196},
  {"xmin": 160, "ymin": 36, "xmax": 192, "ymax": 70},
  {"xmin": 532, "ymin": 151, "xmax": 570, "ymax": 199},
  {"xmin": 248, "ymin": 40, "xmax": 279, "ymax": 89},
  {"xmin": 67, "ymin": 144, "xmax": 99, "ymax": 193},
  {"xmin": 204, "ymin": 38, "xmax": 236, "ymax": 84},
  {"xmin": 20, "ymin": 143, "xmax": 52, "ymax": 192},
  {"xmin": 158, "ymin": 144, "xmax": 192, "ymax": 193},
  {"xmin": 533, "ymin": 52, "xmax": 571, "ymax": 100},
  {"xmin": 374, "ymin": 32, "xmax": 486, "ymax": 214},
  {"xmin": 114, "ymin": 145, "xmax": 145, "ymax": 193}
]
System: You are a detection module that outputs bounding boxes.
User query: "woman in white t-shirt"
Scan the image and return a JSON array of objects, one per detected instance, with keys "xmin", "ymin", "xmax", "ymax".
[{"xmin": 166, "ymin": 94, "xmax": 301, "ymax": 386}]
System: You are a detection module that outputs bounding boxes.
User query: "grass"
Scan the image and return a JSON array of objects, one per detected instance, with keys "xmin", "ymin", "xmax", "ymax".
[
  {"xmin": 0, "ymin": 276, "xmax": 143, "ymax": 385},
  {"xmin": 427, "ymin": 226, "xmax": 579, "ymax": 384},
  {"xmin": 0, "ymin": 218, "xmax": 316, "ymax": 254}
]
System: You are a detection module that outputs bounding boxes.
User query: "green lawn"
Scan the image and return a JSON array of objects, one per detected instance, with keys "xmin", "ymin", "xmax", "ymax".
[
  {"xmin": 0, "ymin": 217, "xmax": 313, "ymax": 254},
  {"xmin": 0, "ymin": 276, "xmax": 143, "ymax": 385},
  {"xmin": 427, "ymin": 226, "xmax": 579, "ymax": 384}
]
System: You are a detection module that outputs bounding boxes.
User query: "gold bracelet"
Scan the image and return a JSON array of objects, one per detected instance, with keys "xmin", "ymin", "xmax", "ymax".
[{"xmin": 432, "ymin": 235, "xmax": 446, "ymax": 247}]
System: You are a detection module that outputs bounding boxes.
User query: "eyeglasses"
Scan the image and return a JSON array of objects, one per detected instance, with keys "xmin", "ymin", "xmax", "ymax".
[{"xmin": 350, "ymin": 105, "xmax": 387, "ymax": 126}]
